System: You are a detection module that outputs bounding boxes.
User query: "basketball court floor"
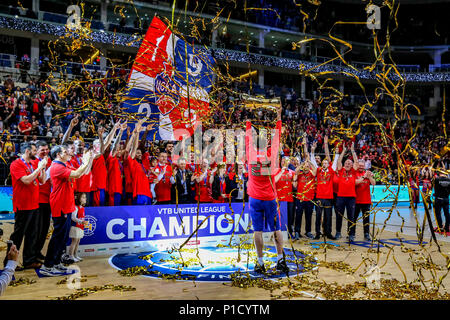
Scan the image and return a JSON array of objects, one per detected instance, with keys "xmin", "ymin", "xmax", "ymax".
[{"xmin": 1, "ymin": 203, "xmax": 449, "ymax": 300}]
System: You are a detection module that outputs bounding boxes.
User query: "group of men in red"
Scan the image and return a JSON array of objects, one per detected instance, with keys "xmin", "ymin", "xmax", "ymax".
[
  {"xmin": 274, "ymin": 135, "xmax": 376, "ymax": 243},
  {"xmin": 5, "ymin": 112, "xmax": 376, "ymax": 276}
]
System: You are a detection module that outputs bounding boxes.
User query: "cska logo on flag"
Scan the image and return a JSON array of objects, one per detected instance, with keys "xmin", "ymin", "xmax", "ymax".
[{"xmin": 155, "ymin": 62, "xmax": 179, "ymax": 116}]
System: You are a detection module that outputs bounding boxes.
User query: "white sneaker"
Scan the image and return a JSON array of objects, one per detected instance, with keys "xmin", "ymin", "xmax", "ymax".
[
  {"xmin": 75, "ymin": 256, "xmax": 83, "ymax": 262},
  {"xmin": 40, "ymin": 266, "xmax": 65, "ymax": 277},
  {"xmin": 54, "ymin": 263, "xmax": 68, "ymax": 272}
]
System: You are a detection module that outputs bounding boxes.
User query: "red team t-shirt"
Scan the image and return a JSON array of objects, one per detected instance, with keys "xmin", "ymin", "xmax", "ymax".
[
  {"xmin": 296, "ymin": 171, "xmax": 316, "ymax": 201},
  {"xmin": 10, "ymin": 158, "xmax": 40, "ymax": 212},
  {"xmin": 315, "ymin": 167, "xmax": 335, "ymax": 200},
  {"xmin": 154, "ymin": 164, "xmax": 173, "ymax": 202},
  {"xmin": 106, "ymin": 155, "xmax": 123, "ymax": 195},
  {"xmin": 49, "ymin": 161, "xmax": 75, "ymax": 217},
  {"xmin": 130, "ymin": 157, "xmax": 151, "ymax": 198},
  {"xmin": 275, "ymin": 168, "xmax": 294, "ymax": 202},
  {"xmin": 194, "ymin": 169, "xmax": 214, "ymax": 202},
  {"xmin": 337, "ymin": 168, "xmax": 357, "ymax": 198},
  {"xmin": 124, "ymin": 156, "xmax": 134, "ymax": 194},
  {"xmin": 70, "ymin": 154, "xmax": 92, "ymax": 193},
  {"xmin": 92, "ymin": 156, "xmax": 107, "ymax": 191},
  {"xmin": 355, "ymin": 170, "xmax": 372, "ymax": 204},
  {"xmin": 245, "ymin": 120, "xmax": 281, "ymax": 201},
  {"xmin": 31, "ymin": 157, "xmax": 52, "ymax": 204}
]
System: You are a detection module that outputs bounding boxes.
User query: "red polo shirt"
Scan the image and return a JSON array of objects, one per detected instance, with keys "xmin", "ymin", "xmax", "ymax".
[
  {"xmin": 50, "ymin": 161, "xmax": 75, "ymax": 217},
  {"xmin": 131, "ymin": 158, "xmax": 151, "ymax": 198},
  {"xmin": 337, "ymin": 168, "xmax": 357, "ymax": 198},
  {"xmin": 31, "ymin": 157, "xmax": 52, "ymax": 204},
  {"xmin": 316, "ymin": 167, "xmax": 335, "ymax": 200},
  {"xmin": 92, "ymin": 155, "xmax": 107, "ymax": 191},
  {"xmin": 194, "ymin": 169, "xmax": 213, "ymax": 202},
  {"xmin": 355, "ymin": 170, "xmax": 372, "ymax": 204},
  {"xmin": 106, "ymin": 155, "xmax": 123, "ymax": 195},
  {"xmin": 154, "ymin": 163, "xmax": 173, "ymax": 202},
  {"xmin": 124, "ymin": 156, "xmax": 134, "ymax": 194},
  {"xmin": 70, "ymin": 154, "xmax": 92, "ymax": 193},
  {"xmin": 275, "ymin": 168, "xmax": 294, "ymax": 202},
  {"xmin": 296, "ymin": 170, "xmax": 316, "ymax": 201},
  {"xmin": 10, "ymin": 158, "xmax": 40, "ymax": 211}
]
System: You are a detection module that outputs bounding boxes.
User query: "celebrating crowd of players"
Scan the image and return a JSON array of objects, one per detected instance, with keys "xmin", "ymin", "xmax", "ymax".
[{"xmin": 4, "ymin": 105, "xmax": 450, "ymax": 276}]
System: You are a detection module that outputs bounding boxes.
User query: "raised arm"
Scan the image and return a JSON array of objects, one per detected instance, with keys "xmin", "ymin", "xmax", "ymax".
[
  {"xmin": 138, "ymin": 123, "xmax": 154, "ymax": 151},
  {"xmin": 324, "ymin": 135, "xmax": 331, "ymax": 162},
  {"xmin": 337, "ymin": 143, "xmax": 346, "ymax": 171},
  {"xmin": 351, "ymin": 142, "xmax": 358, "ymax": 170},
  {"xmin": 111, "ymin": 122, "xmax": 126, "ymax": 157},
  {"xmin": 102, "ymin": 122, "xmax": 121, "ymax": 154},
  {"xmin": 310, "ymin": 140, "xmax": 318, "ymax": 169},
  {"xmin": 61, "ymin": 115, "xmax": 79, "ymax": 144}
]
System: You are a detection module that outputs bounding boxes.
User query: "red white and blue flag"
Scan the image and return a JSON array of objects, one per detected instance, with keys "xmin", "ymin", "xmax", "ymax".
[{"xmin": 121, "ymin": 16, "xmax": 215, "ymax": 140}]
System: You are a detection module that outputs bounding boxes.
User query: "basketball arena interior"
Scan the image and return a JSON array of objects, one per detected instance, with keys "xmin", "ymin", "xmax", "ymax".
[{"xmin": 0, "ymin": 0, "xmax": 449, "ymax": 309}]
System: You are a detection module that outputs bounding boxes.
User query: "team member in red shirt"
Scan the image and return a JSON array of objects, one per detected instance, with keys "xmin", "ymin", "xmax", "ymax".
[
  {"xmin": 154, "ymin": 151, "xmax": 175, "ymax": 204},
  {"xmin": 128, "ymin": 120, "xmax": 153, "ymax": 205},
  {"xmin": 246, "ymin": 104, "xmax": 288, "ymax": 274},
  {"xmin": 275, "ymin": 157, "xmax": 295, "ymax": 239},
  {"xmin": 4, "ymin": 143, "xmax": 47, "ymax": 269},
  {"xmin": 310, "ymin": 135, "xmax": 338, "ymax": 240},
  {"xmin": 314, "ymin": 157, "xmax": 337, "ymax": 240},
  {"xmin": 106, "ymin": 122, "xmax": 127, "ymax": 206},
  {"xmin": 31, "ymin": 141, "xmax": 52, "ymax": 263},
  {"xmin": 91, "ymin": 124, "xmax": 120, "ymax": 206},
  {"xmin": 351, "ymin": 159, "xmax": 376, "ymax": 241},
  {"xmin": 335, "ymin": 142, "xmax": 359, "ymax": 242},
  {"xmin": 62, "ymin": 116, "xmax": 92, "ymax": 202},
  {"xmin": 70, "ymin": 139, "xmax": 93, "ymax": 202},
  {"xmin": 192, "ymin": 158, "xmax": 214, "ymax": 203},
  {"xmin": 293, "ymin": 158, "xmax": 316, "ymax": 240},
  {"xmin": 40, "ymin": 145, "xmax": 93, "ymax": 277}
]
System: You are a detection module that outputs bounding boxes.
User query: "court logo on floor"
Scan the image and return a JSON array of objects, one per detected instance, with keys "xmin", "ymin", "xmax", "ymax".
[{"xmin": 109, "ymin": 246, "xmax": 316, "ymax": 282}]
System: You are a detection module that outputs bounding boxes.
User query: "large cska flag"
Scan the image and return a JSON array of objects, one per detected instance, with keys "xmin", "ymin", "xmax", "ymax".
[{"xmin": 120, "ymin": 16, "xmax": 215, "ymax": 141}]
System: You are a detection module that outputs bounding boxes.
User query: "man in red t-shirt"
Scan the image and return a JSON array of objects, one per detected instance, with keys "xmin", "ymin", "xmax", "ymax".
[
  {"xmin": 128, "ymin": 120, "xmax": 152, "ymax": 205},
  {"xmin": 245, "ymin": 104, "xmax": 288, "ymax": 274},
  {"xmin": 91, "ymin": 124, "xmax": 120, "ymax": 206},
  {"xmin": 106, "ymin": 123, "xmax": 127, "ymax": 206},
  {"xmin": 314, "ymin": 158, "xmax": 336, "ymax": 240},
  {"xmin": 351, "ymin": 159, "xmax": 376, "ymax": 241},
  {"xmin": 335, "ymin": 143, "xmax": 359, "ymax": 242},
  {"xmin": 192, "ymin": 158, "xmax": 214, "ymax": 203},
  {"xmin": 18, "ymin": 118, "xmax": 32, "ymax": 135},
  {"xmin": 5, "ymin": 143, "xmax": 47, "ymax": 269},
  {"xmin": 293, "ymin": 160, "xmax": 316, "ymax": 240},
  {"xmin": 40, "ymin": 145, "xmax": 93, "ymax": 277},
  {"xmin": 154, "ymin": 151, "xmax": 175, "ymax": 204},
  {"xmin": 70, "ymin": 139, "xmax": 93, "ymax": 203},
  {"xmin": 31, "ymin": 141, "xmax": 52, "ymax": 263},
  {"xmin": 275, "ymin": 157, "xmax": 295, "ymax": 239}
]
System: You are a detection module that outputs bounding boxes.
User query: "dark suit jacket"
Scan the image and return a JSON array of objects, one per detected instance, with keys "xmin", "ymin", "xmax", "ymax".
[
  {"xmin": 226, "ymin": 172, "xmax": 248, "ymax": 202},
  {"xmin": 172, "ymin": 168, "xmax": 194, "ymax": 200}
]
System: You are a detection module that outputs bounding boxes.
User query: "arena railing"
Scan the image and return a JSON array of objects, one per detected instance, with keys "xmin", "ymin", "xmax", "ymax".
[{"xmin": 0, "ymin": 13, "xmax": 449, "ymax": 82}]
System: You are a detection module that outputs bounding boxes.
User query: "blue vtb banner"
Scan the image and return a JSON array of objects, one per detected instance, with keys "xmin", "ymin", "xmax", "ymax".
[{"xmin": 81, "ymin": 202, "xmax": 287, "ymax": 246}]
